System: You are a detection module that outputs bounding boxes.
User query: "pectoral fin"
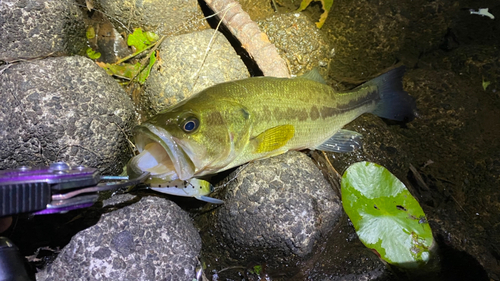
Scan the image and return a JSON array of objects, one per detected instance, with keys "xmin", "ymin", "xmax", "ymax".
[
  {"xmin": 315, "ymin": 129, "xmax": 362, "ymax": 152},
  {"xmin": 253, "ymin": 125, "xmax": 295, "ymax": 153}
]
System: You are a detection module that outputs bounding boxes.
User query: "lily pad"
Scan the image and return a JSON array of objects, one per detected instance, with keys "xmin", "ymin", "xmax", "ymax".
[{"xmin": 341, "ymin": 161, "xmax": 434, "ymax": 268}]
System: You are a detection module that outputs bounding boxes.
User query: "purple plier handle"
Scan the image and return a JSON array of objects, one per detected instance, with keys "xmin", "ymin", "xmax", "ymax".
[{"xmin": 0, "ymin": 162, "xmax": 149, "ymax": 216}]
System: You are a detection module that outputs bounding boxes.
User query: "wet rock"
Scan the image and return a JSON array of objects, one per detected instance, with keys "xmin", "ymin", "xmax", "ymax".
[
  {"xmin": 97, "ymin": 0, "xmax": 209, "ymax": 36},
  {"xmin": 36, "ymin": 196, "xmax": 201, "ymax": 281},
  {"xmin": 0, "ymin": 0, "xmax": 86, "ymax": 61},
  {"xmin": 0, "ymin": 56, "xmax": 135, "ymax": 174},
  {"xmin": 198, "ymin": 151, "xmax": 342, "ymax": 279},
  {"xmin": 102, "ymin": 194, "xmax": 137, "ymax": 208},
  {"xmin": 259, "ymin": 13, "xmax": 331, "ymax": 76},
  {"xmin": 141, "ymin": 29, "xmax": 249, "ymax": 116}
]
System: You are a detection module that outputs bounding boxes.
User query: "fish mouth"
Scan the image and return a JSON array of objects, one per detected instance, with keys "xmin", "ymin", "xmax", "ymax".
[{"xmin": 127, "ymin": 124, "xmax": 195, "ymax": 181}]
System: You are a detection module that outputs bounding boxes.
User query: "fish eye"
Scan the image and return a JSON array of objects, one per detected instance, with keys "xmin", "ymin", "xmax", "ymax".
[{"xmin": 181, "ymin": 117, "xmax": 199, "ymax": 133}]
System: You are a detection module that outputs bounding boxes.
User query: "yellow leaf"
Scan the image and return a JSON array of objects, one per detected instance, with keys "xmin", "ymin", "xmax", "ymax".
[{"xmin": 297, "ymin": 0, "xmax": 334, "ymax": 28}]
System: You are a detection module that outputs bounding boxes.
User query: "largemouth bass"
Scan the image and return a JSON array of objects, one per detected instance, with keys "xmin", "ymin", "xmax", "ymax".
[{"xmin": 128, "ymin": 66, "xmax": 416, "ymax": 184}]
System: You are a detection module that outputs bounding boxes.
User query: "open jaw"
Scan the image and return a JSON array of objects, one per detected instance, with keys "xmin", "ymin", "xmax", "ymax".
[{"xmin": 128, "ymin": 124, "xmax": 195, "ymax": 181}]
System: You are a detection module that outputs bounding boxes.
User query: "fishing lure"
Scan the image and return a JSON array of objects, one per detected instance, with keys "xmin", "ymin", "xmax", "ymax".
[{"xmin": 150, "ymin": 178, "xmax": 224, "ymax": 204}]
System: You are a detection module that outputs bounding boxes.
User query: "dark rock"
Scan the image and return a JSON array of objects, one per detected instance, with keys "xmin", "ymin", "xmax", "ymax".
[
  {"xmin": 325, "ymin": 114, "xmax": 413, "ymax": 182},
  {"xmin": 0, "ymin": 0, "xmax": 86, "ymax": 61},
  {"xmin": 141, "ymin": 29, "xmax": 249, "ymax": 116},
  {"xmin": 0, "ymin": 56, "xmax": 136, "ymax": 175},
  {"xmin": 321, "ymin": 0, "xmax": 458, "ymax": 81},
  {"xmin": 198, "ymin": 151, "xmax": 342, "ymax": 278},
  {"xmin": 36, "ymin": 197, "xmax": 202, "ymax": 281},
  {"xmin": 421, "ymin": 45, "xmax": 499, "ymax": 95},
  {"xmin": 399, "ymin": 67, "xmax": 500, "ymax": 278}
]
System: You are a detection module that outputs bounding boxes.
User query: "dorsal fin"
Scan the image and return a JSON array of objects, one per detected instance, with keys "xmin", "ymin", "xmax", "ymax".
[{"xmin": 300, "ymin": 68, "xmax": 326, "ymax": 84}]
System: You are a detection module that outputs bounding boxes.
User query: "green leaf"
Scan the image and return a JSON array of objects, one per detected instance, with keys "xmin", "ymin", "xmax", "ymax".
[
  {"xmin": 341, "ymin": 162, "xmax": 434, "ymax": 268},
  {"xmin": 86, "ymin": 26, "xmax": 96, "ymax": 40},
  {"xmin": 86, "ymin": 47, "xmax": 101, "ymax": 60},
  {"xmin": 97, "ymin": 52, "xmax": 155, "ymax": 84},
  {"xmin": 97, "ymin": 61, "xmax": 142, "ymax": 79},
  {"xmin": 145, "ymin": 31, "xmax": 159, "ymax": 43},
  {"xmin": 482, "ymin": 78, "xmax": 491, "ymax": 91},
  {"xmin": 253, "ymin": 265, "xmax": 262, "ymax": 275},
  {"xmin": 297, "ymin": 0, "xmax": 334, "ymax": 28},
  {"xmin": 127, "ymin": 28, "xmax": 157, "ymax": 52},
  {"xmin": 137, "ymin": 51, "xmax": 156, "ymax": 84}
]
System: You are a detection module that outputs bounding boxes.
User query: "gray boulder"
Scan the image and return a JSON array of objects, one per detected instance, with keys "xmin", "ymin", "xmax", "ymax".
[
  {"xmin": 0, "ymin": 0, "xmax": 86, "ymax": 61},
  {"xmin": 258, "ymin": 13, "xmax": 331, "ymax": 76},
  {"xmin": 198, "ymin": 151, "xmax": 342, "ymax": 278},
  {"xmin": 140, "ymin": 29, "xmax": 249, "ymax": 116},
  {"xmin": 36, "ymin": 196, "xmax": 202, "ymax": 281},
  {"xmin": 0, "ymin": 56, "xmax": 136, "ymax": 174},
  {"xmin": 97, "ymin": 0, "xmax": 209, "ymax": 36}
]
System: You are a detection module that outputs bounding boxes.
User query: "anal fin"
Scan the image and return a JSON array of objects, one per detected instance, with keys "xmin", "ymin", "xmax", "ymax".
[{"xmin": 315, "ymin": 129, "xmax": 362, "ymax": 152}]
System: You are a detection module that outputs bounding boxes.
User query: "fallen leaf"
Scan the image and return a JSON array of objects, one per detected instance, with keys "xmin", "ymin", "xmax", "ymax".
[
  {"xmin": 86, "ymin": 0, "xmax": 94, "ymax": 11},
  {"xmin": 297, "ymin": 0, "xmax": 334, "ymax": 28},
  {"xmin": 86, "ymin": 47, "xmax": 101, "ymax": 60},
  {"xmin": 127, "ymin": 28, "xmax": 157, "ymax": 52},
  {"xmin": 138, "ymin": 52, "xmax": 157, "ymax": 84}
]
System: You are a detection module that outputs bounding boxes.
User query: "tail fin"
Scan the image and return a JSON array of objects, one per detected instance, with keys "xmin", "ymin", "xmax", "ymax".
[{"xmin": 363, "ymin": 66, "xmax": 417, "ymax": 122}]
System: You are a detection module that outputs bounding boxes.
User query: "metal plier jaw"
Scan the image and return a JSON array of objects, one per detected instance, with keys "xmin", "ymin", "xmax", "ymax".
[{"xmin": 0, "ymin": 162, "xmax": 149, "ymax": 217}]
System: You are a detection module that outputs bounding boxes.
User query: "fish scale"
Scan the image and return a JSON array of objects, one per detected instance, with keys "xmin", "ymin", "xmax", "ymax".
[{"xmin": 221, "ymin": 78, "xmax": 376, "ymax": 152}]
